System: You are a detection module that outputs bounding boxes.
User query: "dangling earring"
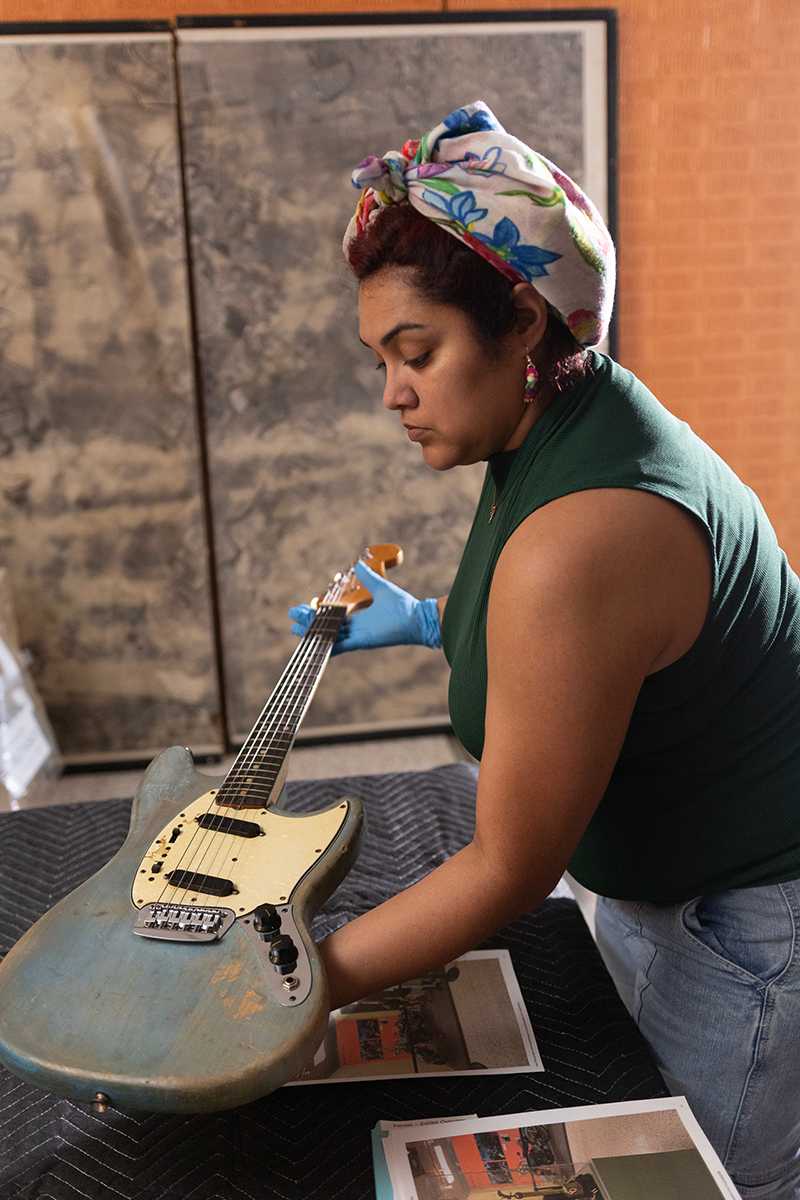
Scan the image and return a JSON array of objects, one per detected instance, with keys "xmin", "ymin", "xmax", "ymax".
[{"xmin": 523, "ymin": 349, "xmax": 539, "ymax": 404}]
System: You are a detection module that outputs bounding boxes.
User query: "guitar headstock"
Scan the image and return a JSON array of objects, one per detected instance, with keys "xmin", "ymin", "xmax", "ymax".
[{"xmin": 312, "ymin": 543, "xmax": 403, "ymax": 616}]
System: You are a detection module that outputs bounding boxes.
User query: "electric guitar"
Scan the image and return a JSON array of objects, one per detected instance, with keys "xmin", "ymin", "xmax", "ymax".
[{"xmin": 0, "ymin": 543, "xmax": 402, "ymax": 1114}]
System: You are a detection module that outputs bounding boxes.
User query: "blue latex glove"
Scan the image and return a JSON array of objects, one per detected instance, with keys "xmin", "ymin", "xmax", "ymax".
[{"xmin": 288, "ymin": 559, "xmax": 441, "ymax": 654}]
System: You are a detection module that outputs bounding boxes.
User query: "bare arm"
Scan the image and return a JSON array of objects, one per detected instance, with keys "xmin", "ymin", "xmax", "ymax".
[
  {"xmin": 320, "ymin": 492, "xmax": 671, "ymax": 1009},
  {"xmin": 437, "ymin": 594, "xmax": 447, "ymax": 626}
]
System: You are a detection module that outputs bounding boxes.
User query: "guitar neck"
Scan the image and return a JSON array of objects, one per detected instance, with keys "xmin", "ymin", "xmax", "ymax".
[{"xmin": 214, "ymin": 605, "xmax": 346, "ymax": 810}]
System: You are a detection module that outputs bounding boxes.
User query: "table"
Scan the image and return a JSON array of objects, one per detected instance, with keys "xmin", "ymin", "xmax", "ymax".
[{"xmin": 0, "ymin": 763, "xmax": 666, "ymax": 1199}]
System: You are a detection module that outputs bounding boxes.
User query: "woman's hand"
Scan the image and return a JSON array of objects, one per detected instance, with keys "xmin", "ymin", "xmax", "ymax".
[{"xmin": 288, "ymin": 559, "xmax": 442, "ymax": 653}]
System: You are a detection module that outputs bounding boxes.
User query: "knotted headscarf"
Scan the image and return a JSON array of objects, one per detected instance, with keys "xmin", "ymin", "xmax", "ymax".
[{"xmin": 342, "ymin": 101, "xmax": 615, "ymax": 348}]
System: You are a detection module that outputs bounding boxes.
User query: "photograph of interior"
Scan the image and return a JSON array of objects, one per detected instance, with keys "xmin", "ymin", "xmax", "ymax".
[{"xmin": 0, "ymin": 1, "xmax": 797, "ymax": 1198}]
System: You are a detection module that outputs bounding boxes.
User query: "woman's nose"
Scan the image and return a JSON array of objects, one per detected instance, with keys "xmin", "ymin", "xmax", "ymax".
[{"xmin": 382, "ymin": 370, "xmax": 419, "ymax": 412}]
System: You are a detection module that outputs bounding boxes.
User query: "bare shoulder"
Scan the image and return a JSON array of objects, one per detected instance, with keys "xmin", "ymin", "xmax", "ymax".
[
  {"xmin": 491, "ymin": 487, "xmax": 712, "ymax": 675},
  {"xmin": 473, "ymin": 487, "xmax": 713, "ymax": 901}
]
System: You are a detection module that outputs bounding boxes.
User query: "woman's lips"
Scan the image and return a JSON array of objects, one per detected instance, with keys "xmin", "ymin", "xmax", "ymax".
[{"xmin": 404, "ymin": 425, "xmax": 428, "ymax": 442}]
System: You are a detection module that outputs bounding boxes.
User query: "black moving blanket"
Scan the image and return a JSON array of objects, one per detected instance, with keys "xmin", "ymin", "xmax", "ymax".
[{"xmin": 0, "ymin": 763, "xmax": 666, "ymax": 1199}]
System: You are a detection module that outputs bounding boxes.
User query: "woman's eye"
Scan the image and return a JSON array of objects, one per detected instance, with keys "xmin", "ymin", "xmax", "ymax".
[{"xmin": 372, "ymin": 352, "xmax": 429, "ymax": 371}]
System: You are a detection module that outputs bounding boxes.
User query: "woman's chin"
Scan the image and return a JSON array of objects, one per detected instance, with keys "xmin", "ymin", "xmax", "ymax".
[{"xmin": 419, "ymin": 441, "xmax": 460, "ymax": 472}]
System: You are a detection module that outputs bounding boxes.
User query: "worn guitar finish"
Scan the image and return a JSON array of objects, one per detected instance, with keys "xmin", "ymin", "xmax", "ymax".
[{"xmin": 0, "ymin": 545, "xmax": 402, "ymax": 1113}]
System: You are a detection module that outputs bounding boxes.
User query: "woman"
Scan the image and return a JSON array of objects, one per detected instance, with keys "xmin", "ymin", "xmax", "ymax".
[{"xmin": 290, "ymin": 102, "xmax": 800, "ymax": 1198}]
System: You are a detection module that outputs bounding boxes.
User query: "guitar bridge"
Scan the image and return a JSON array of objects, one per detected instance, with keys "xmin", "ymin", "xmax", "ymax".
[{"xmin": 133, "ymin": 903, "xmax": 236, "ymax": 943}]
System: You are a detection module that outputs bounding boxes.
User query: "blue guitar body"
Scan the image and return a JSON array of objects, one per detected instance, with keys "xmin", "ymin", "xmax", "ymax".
[{"xmin": 0, "ymin": 746, "xmax": 362, "ymax": 1113}]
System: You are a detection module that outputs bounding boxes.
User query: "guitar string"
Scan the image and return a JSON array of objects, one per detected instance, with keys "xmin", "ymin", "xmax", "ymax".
[
  {"xmin": 148, "ymin": 573, "xmax": 349, "ymax": 913},
  {"xmin": 150, "ymin": 592, "xmax": 342, "ymax": 913},
  {"xmin": 194, "ymin": 570, "xmax": 351, "ymax": 889},
  {"xmin": 218, "ymin": 579, "xmax": 347, "ymax": 799},
  {"xmin": 191, "ymin": 576, "xmax": 348, "ymax": 894},
  {"xmin": 152, "ymin": 581, "xmax": 344, "ymax": 911}
]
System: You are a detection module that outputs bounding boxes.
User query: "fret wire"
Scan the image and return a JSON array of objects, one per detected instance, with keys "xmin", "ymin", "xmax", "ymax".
[
  {"xmin": 223, "ymin": 754, "xmax": 289, "ymax": 772},
  {"xmin": 224, "ymin": 619, "xmax": 343, "ymax": 796},
  {"xmin": 232, "ymin": 636, "xmax": 338, "ymax": 754},
  {"xmin": 224, "ymin": 617, "xmax": 343, "ymax": 798},
  {"xmin": 233, "ymin": 639, "xmax": 340, "ymax": 758},
  {"xmin": 234, "ymin": 678, "xmax": 327, "ymax": 760}
]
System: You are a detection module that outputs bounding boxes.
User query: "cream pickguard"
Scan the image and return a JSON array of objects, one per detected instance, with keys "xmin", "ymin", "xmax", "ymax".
[{"xmin": 133, "ymin": 789, "xmax": 350, "ymax": 912}]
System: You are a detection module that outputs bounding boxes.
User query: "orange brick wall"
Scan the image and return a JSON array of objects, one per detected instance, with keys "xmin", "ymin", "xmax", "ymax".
[
  {"xmin": 3, "ymin": 0, "xmax": 798, "ymax": 565},
  {"xmin": 455, "ymin": 0, "xmax": 800, "ymax": 566}
]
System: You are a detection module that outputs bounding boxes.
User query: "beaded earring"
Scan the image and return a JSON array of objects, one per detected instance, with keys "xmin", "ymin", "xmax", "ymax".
[{"xmin": 524, "ymin": 350, "xmax": 539, "ymax": 403}]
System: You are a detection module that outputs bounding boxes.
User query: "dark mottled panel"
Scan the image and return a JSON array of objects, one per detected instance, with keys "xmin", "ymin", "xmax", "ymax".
[
  {"xmin": 0, "ymin": 34, "xmax": 221, "ymax": 757},
  {"xmin": 178, "ymin": 24, "xmax": 592, "ymax": 738}
]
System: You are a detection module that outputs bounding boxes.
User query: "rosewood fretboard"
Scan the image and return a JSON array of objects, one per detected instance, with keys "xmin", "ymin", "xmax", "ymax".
[{"xmin": 213, "ymin": 605, "xmax": 346, "ymax": 810}]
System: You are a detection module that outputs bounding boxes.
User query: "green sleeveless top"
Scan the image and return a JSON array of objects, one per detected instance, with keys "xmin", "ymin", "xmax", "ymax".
[{"xmin": 442, "ymin": 351, "xmax": 800, "ymax": 903}]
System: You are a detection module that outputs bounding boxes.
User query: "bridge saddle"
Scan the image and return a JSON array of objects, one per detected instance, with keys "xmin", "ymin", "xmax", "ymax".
[{"xmin": 132, "ymin": 903, "xmax": 236, "ymax": 943}]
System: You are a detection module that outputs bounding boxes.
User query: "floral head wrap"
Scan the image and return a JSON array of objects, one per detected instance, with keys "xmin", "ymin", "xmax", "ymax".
[{"xmin": 342, "ymin": 101, "xmax": 615, "ymax": 348}]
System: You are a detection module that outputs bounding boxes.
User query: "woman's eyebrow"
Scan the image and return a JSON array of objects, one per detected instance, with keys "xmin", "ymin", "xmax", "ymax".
[{"xmin": 359, "ymin": 322, "xmax": 428, "ymax": 350}]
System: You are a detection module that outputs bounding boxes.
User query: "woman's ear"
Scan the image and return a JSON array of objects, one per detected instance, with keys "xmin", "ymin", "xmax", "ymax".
[{"xmin": 511, "ymin": 282, "xmax": 548, "ymax": 346}]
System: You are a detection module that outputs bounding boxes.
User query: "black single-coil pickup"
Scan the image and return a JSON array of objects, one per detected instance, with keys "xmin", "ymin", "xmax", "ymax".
[
  {"xmin": 195, "ymin": 813, "xmax": 262, "ymax": 838},
  {"xmin": 164, "ymin": 869, "xmax": 235, "ymax": 897}
]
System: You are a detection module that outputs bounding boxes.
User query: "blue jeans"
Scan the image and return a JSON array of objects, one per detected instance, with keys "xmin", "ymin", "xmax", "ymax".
[{"xmin": 595, "ymin": 881, "xmax": 800, "ymax": 1199}]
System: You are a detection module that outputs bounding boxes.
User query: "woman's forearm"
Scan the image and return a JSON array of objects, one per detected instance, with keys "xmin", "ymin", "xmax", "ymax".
[
  {"xmin": 437, "ymin": 594, "xmax": 448, "ymax": 626},
  {"xmin": 318, "ymin": 839, "xmax": 549, "ymax": 1010}
]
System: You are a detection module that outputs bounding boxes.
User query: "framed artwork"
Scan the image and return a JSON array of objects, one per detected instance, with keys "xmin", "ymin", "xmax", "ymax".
[{"xmin": 0, "ymin": 22, "xmax": 223, "ymax": 760}]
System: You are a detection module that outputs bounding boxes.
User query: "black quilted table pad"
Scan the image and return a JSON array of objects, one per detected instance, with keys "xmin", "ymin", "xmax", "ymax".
[{"xmin": 0, "ymin": 763, "xmax": 666, "ymax": 1199}]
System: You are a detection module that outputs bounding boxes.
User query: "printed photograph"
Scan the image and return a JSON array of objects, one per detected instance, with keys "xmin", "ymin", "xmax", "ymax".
[
  {"xmin": 290, "ymin": 951, "xmax": 541, "ymax": 1084},
  {"xmin": 402, "ymin": 1107, "xmax": 728, "ymax": 1200}
]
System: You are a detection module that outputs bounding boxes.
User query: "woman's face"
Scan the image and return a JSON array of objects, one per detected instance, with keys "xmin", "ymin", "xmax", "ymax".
[{"xmin": 358, "ymin": 267, "xmax": 545, "ymax": 471}]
